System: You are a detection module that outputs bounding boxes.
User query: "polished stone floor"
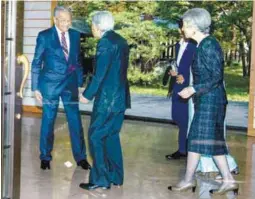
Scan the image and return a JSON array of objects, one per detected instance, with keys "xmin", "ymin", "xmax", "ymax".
[{"xmin": 20, "ymin": 113, "xmax": 255, "ymax": 199}]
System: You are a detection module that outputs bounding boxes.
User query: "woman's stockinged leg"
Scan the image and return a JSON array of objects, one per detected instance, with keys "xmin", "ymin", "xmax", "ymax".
[
  {"xmin": 168, "ymin": 151, "xmax": 200, "ymax": 192},
  {"xmin": 209, "ymin": 155, "xmax": 239, "ymax": 195},
  {"xmin": 184, "ymin": 151, "xmax": 201, "ymax": 182},
  {"xmin": 213, "ymin": 155, "xmax": 235, "ymax": 182}
]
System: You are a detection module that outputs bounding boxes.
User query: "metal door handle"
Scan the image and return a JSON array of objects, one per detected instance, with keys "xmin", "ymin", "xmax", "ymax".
[{"xmin": 17, "ymin": 55, "xmax": 30, "ymax": 98}]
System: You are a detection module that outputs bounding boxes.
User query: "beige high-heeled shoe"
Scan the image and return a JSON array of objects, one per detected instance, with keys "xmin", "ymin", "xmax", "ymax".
[
  {"xmin": 168, "ymin": 180, "xmax": 197, "ymax": 192},
  {"xmin": 209, "ymin": 182, "xmax": 239, "ymax": 195},
  {"xmin": 215, "ymin": 167, "xmax": 240, "ymax": 180}
]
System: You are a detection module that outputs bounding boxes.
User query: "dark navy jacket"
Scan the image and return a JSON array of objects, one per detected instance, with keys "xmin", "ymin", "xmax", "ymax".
[
  {"xmin": 83, "ymin": 30, "xmax": 131, "ymax": 112},
  {"xmin": 172, "ymin": 40, "xmax": 196, "ymax": 124},
  {"xmin": 172, "ymin": 40, "xmax": 197, "ymax": 102}
]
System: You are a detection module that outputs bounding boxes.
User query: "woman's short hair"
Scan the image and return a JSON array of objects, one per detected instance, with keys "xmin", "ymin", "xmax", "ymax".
[
  {"xmin": 54, "ymin": 6, "xmax": 72, "ymax": 17},
  {"xmin": 182, "ymin": 8, "xmax": 211, "ymax": 34},
  {"xmin": 91, "ymin": 11, "xmax": 114, "ymax": 32}
]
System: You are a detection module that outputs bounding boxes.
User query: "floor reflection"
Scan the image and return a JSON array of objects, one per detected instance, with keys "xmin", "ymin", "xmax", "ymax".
[{"xmin": 20, "ymin": 113, "xmax": 255, "ymax": 199}]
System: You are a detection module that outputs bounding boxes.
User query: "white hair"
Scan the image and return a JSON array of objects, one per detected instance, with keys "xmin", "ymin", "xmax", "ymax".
[
  {"xmin": 91, "ymin": 11, "xmax": 114, "ymax": 32},
  {"xmin": 54, "ymin": 6, "xmax": 72, "ymax": 17},
  {"xmin": 182, "ymin": 8, "xmax": 211, "ymax": 34}
]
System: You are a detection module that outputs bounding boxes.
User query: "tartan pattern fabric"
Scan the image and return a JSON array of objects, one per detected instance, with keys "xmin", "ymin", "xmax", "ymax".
[
  {"xmin": 188, "ymin": 103, "xmax": 228, "ymax": 155},
  {"xmin": 61, "ymin": 32, "xmax": 68, "ymax": 61},
  {"xmin": 188, "ymin": 36, "xmax": 228, "ymax": 156}
]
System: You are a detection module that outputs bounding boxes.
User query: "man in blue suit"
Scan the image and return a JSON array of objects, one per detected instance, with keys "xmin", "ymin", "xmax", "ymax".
[
  {"xmin": 31, "ymin": 6, "xmax": 90, "ymax": 170},
  {"xmin": 165, "ymin": 20, "xmax": 197, "ymax": 160},
  {"xmin": 79, "ymin": 11, "xmax": 131, "ymax": 190}
]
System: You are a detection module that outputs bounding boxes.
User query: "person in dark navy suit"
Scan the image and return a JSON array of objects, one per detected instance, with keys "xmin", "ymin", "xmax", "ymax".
[
  {"xmin": 79, "ymin": 11, "xmax": 130, "ymax": 190},
  {"xmin": 165, "ymin": 20, "xmax": 197, "ymax": 160},
  {"xmin": 31, "ymin": 6, "xmax": 90, "ymax": 170}
]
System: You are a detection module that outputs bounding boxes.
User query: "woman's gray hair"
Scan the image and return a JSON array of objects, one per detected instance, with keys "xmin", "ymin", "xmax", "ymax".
[
  {"xmin": 91, "ymin": 11, "xmax": 114, "ymax": 32},
  {"xmin": 182, "ymin": 8, "xmax": 211, "ymax": 34},
  {"xmin": 54, "ymin": 6, "xmax": 72, "ymax": 17}
]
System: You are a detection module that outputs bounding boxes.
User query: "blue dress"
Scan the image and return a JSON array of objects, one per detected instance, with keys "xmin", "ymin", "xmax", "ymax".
[
  {"xmin": 188, "ymin": 36, "xmax": 228, "ymax": 156},
  {"xmin": 189, "ymin": 95, "xmax": 238, "ymax": 172}
]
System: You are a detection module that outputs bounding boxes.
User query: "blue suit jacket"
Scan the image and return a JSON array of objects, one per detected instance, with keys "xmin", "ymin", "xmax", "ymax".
[
  {"xmin": 31, "ymin": 26, "xmax": 83, "ymax": 97},
  {"xmin": 172, "ymin": 40, "xmax": 197, "ymax": 101},
  {"xmin": 83, "ymin": 30, "xmax": 131, "ymax": 112}
]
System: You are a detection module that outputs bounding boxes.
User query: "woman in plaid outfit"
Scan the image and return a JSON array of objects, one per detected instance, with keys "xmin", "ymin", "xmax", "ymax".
[{"xmin": 168, "ymin": 8, "xmax": 238, "ymax": 195}]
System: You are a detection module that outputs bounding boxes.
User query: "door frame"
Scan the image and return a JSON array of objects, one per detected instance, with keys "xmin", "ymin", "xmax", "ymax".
[{"xmin": 1, "ymin": 1, "xmax": 23, "ymax": 198}]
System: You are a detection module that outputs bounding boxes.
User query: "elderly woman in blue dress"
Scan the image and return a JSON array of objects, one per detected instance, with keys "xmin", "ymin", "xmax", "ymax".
[
  {"xmin": 168, "ymin": 8, "xmax": 238, "ymax": 195},
  {"xmin": 189, "ymin": 99, "xmax": 239, "ymax": 180}
]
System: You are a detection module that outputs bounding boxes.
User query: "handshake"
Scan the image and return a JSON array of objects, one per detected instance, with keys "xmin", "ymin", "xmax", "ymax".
[{"xmin": 78, "ymin": 87, "xmax": 90, "ymax": 104}]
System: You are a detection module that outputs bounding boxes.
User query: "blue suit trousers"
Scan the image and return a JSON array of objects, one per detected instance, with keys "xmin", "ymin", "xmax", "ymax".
[
  {"xmin": 172, "ymin": 99, "xmax": 189, "ymax": 154},
  {"xmin": 40, "ymin": 79, "xmax": 86, "ymax": 162}
]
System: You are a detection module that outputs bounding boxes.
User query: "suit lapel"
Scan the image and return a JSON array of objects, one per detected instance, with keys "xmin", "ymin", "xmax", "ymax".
[
  {"xmin": 175, "ymin": 42, "xmax": 180, "ymax": 59},
  {"xmin": 52, "ymin": 26, "xmax": 62, "ymax": 49},
  {"xmin": 179, "ymin": 42, "xmax": 192, "ymax": 66},
  {"xmin": 68, "ymin": 29, "xmax": 74, "ymax": 63}
]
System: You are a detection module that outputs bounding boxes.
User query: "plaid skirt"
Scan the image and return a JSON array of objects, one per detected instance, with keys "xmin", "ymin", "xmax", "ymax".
[{"xmin": 188, "ymin": 102, "xmax": 228, "ymax": 156}]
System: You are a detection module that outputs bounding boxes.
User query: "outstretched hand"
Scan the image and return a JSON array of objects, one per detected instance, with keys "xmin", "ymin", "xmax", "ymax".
[
  {"xmin": 34, "ymin": 90, "xmax": 43, "ymax": 104},
  {"xmin": 79, "ymin": 94, "xmax": 89, "ymax": 104}
]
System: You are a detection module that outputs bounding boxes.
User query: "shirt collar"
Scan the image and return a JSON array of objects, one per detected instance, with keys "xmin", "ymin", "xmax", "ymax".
[
  {"xmin": 100, "ymin": 29, "xmax": 112, "ymax": 38},
  {"xmin": 55, "ymin": 25, "xmax": 68, "ymax": 36},
  {"xmin": 179, "ymin": 38, "xmax": 188, "ymax": 46}
]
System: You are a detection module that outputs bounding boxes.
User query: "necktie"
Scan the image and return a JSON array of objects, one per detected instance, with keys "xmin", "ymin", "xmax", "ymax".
[{"xmin": 61, "ymin": 32, "xmax": 68, "ymax": 61}]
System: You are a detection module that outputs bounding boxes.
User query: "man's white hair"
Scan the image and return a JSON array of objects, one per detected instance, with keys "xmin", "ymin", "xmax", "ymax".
[
  {"xmin": 54, "ymin": 6, "xmax": 72, "ymax": 17},
  {"xmin": 91, "ymin": 11, "xmax": 114, "ymax": 32}
]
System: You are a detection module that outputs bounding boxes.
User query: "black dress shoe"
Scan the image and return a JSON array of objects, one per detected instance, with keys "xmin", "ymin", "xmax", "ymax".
[
  {"xmin": 165, "ymin": 151, "xmax": 187, "ymax": 160},
  {"xmin": 113, "ymin": 183, "xmax": 122, "ymax": 186},
  {"xmin": 41, "ymin": 160, "xmax": 50, "ymax": 170},
  {"xmin": 231, "ymin": 167, "xmax": 240, "ymax": 175},
  {"xmin": 77, "ymin": 159, "xmax": 91, "ymax": 170},
  {"xmin": 79, "ymin": 183, "xmax": 110, "ymax": 190}
]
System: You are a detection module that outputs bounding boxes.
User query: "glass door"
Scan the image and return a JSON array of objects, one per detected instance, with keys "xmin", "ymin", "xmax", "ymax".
[{"xmin": 1, "ymin": 1, "xmax": 29, "ymax": 198}]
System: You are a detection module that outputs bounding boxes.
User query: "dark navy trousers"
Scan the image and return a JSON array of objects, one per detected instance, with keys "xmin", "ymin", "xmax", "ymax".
[
  {"xmin": 172, "ymin": 98, "xmax": 189, "ymax": 154},
  {"xmin": 88, "ymin": 110, "xmax": 125, "ymax": 187}
]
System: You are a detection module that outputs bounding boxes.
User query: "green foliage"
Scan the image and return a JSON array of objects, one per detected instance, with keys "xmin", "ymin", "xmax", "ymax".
[
  {"xmin": 61, "ymin": 1, "xmax": 171, "ymax": 72},
  {"xmin": 117, "ymin": 20, "xmax": 168, "ymax": 72},
  {"xmin": 58, "ymin": 0, "xmax": 250, "ymax": 100},
  {"xmin": 81, "ymin": 37, "xmax": 97, "ymax": 57},
  {"xmin": 128, "ymin": 60, "xmax": 166, "ymax": 86},
  {"xmin": 224, "ymin": 65, "xmax": 249, "ymax": 102},
  {"xmin": 128, "ymin": 67, "xmax": 162, "ymax": 86},
  {"xmin": 130, "ymin": 64, "xmax": 249, "ymax": 101},
  {"xmin": 130, "ymin": 85, "xmax": 168, "ymax": 96},
  {"xmin": 156, "ymin": 1, "xmax": 252, "ymax": 76},
  {"xmin": 156, "ymin": 1, "xmax": 191, "ymax": 21},
  {"xmin": 114, "ymin": 5, "xmax": 170, "ymax": 72}
]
